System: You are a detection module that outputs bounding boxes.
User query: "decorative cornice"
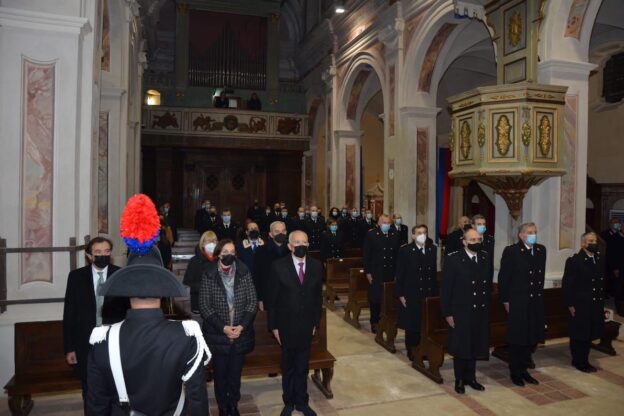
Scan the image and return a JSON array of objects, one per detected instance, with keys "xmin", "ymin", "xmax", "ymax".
[
  {"xmin": 0, "ymin": 7, "xmax": 91, "ymax": 36},
  {"xmin": 101, "ymin": 87, "xmax": 127, "ymax": 99},
  {"xmin": 453, "ymin": 0, "xmax": 486, "ymax": 21},
  {"xmin": 538, "ymin": 59, "xmax": 598, "ymax": 77}
]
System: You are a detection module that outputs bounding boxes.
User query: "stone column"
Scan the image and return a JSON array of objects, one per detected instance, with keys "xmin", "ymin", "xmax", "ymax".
[
  {"xmin": 332, "ymin": 130, "xmax": 363, "ymax": 209},
  {"xmin": 398, "ymin": 106, "xmax": 440, "ymax": 230},
  {"xmin": 518, "ymin": 58, "xmax": 596, "ymax": 285}
]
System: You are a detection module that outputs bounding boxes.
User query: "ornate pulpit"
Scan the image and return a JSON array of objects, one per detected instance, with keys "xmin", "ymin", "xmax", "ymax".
[{"xmin": 447, "ymin": 83, "xmax": 567, "ymax": 219}]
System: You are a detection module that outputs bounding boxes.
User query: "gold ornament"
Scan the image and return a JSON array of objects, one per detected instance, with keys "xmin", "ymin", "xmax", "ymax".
[
  {"xmin": 508, "ymin": 10, "xmax": 522, "ymax": 47},
  {"xmin": 495, "ymin": 115, "xmax": 512, "ymax": 156},
  {"xmin": 538, "ymin": 115, "xmax": 552, "ymax": 156},
  {"xmin": 477, "ymin": 122, "xmax": 486, "ymax": 148},
  {"xmin": 460, "ymin": 120, "xmax": 472, "ymax": 160},
  {"xmin": 521, "ymin": 122, "xmax": 531, "ymax": 146},
  {"xmin": 449, "ymin": 124, "xmax": 456, "ymax": 152}
]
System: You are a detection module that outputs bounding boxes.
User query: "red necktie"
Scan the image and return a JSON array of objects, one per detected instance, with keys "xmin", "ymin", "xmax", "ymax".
[{"xmin": 298, "ymin": 262, "xmax": 305, "ymax": 284}]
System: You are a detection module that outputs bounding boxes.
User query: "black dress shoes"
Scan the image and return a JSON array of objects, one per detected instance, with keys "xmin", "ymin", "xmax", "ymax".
[
  {"xmin": 280, "ymin": 404, "xmax": 294, "ymax": 416},
  {"xmin": 511, "ymin": 376, "xmax": 525, "ymax": 387},
  {"xmin": 574, "ymin": 365, "xmax": 592, "ymax": 373},
  {"xmin": 371, "ymin": 324, "xmax": 378, "ymax": 334},
  {"xmin": 218, "ymin": 408, "xmax": 227, "ymax": 416},
  {"xmin": 522, "ymin": 372, "xmax": 539, "ymax": 385},
  {"xmin": 585, "ymin": 364, "xmax": 598, "ymax": 372},
  {"xmin": 454, "ymin": 380, "xmax": 465, "ymax": 394},
  {"xmin": 295, "ymin": 404, "xmax": 317, "ymax": 416},
  {"xmin": 407, "ymin": 349, "xmax": 414, "ymax": 361},
  {"xmin": 466, "ymin": 380, "xmax": 485, "ymax": 391},
  {"xmin": 227, "ymin": 404, "xmax": 240, "ymax": 416}
]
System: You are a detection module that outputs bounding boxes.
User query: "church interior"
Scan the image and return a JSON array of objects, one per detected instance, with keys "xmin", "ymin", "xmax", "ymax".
[{"xmin": 1, "ymin": 0, "xmax": 624, "ymax": 414}]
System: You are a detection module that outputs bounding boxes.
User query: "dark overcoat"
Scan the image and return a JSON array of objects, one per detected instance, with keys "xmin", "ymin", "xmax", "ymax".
[
  {"xmin": 440, "ymin": 249, "xmax": 492, "ymax": 359},
  {"xmin": 395, "ymin": 242, "xmax": 437, "ymax": 331},
  {"xmin": 498, "ymin": 241, "xmax": 547, "ymax": 345},
  {"xmin": 562, "ymin": 250, "xmax": 605, "ymax": 341},
  {"xmin": 363, "ymin": 228, "xmax": 400, "ymax": 304},
  {"xmin": 320, "ymin": 230, "xmax": 345, "ymax": 262}
]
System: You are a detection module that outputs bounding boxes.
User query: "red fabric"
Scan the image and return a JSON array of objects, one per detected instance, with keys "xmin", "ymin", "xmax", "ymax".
[
  {"xmin": 189, "ymin": 10, "xmax": 267, "ymax": 60},
  {"xmin": 440, "ymin": 153, "xmax": 452, "ymax": 238}
]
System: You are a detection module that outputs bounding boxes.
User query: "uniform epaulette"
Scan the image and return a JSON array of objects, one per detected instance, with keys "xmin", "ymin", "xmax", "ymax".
[
  {"xmin": 400, "ymin": 243, "xmax": 409, "ymax": 248},
  {"xmin": 446, "ymin": 250, "xmax": 459, "ymax": 256}
]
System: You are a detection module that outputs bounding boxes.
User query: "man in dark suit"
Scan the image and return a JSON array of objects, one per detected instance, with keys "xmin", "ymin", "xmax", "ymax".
[
  {"xmin": 392, "ymin": 213, "xmax": 409, "ymax": 245},
  {"xmin": 562, "ymin": 231, "xmax": 605, "ymax": 372},
  {"xmin": 290, "ymin": 207, "xmax": 308, "ymax": 232},
  {"xmin": 363, "ymin": 214, "xmax": 400, "ymax": 333},
  {"xmin": 63, "ymin": 236, "xmax": 130, "ymax": 410},
  {"xmin": 600, "ymin": 218, "xmax": 624, "ymax": 299},
  {"xmin": 237, "ymin": 221, "xmax": 265, "ymax": 281},
  {"xmin": 305, "ymin": 206, "xmax": 325, "ymax": 251},
  {"xmin": 320, "ymin": 219, "xmax": 345, "ymax": 262},
  {"xmin": 267, "ymin": 230, "xmax": 323, "ymax": 416},
  {"xmin": 216, "ymin": 209, "xmax": 239, "ymax": 241},
  {"xmin": 444, "ymin": 215, "xmax": 470, "ymax": 254},
  {"xmin": 358, "ymin": 210, "xmax": 377, "ymax": 243},
  {"xmin": 207, "ymin": 205, "xmax": 222, "ymax": 232},
  {"xmin": 247, "ymin": 199, "xmax": 263, "ymax": 223},
  {"xmin": 498, "ymin": 222, "xmax": 546, "ymax": 386},
  {"xmin": 471, "ymin": 214, "xmax": 495, "ymax": 279},
  {"xmin": 396, "ymin": 224, "xmax": 437, "ymax": 360},
  {"xmin": 254, "ymin": 220, "xmax": 290, "ymax": 311},
  {"xmin": 194, "ymin": 200, "xmax": 211, "ymax": 234},
  {"xmin": 440, "ymin": 228, "xmax": 492, "ymax": 394}
]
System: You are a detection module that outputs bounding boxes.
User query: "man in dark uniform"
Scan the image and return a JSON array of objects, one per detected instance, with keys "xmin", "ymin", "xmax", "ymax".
[
  {"xmin": 600, "ymin": 218, "xmax": 624, "ymax": 299},
  {"xmin": 320, "ymin": 219, "xmax": 345, "ymax": 262},
  {"xmin": 194, "ymin": 200, "xmax": 211, "ymax": 234},
  {"xmin": 562, "ymin": 231, "xmax": 605, "ymax": 372},
  {"xmin": 86, "ymin": 194, "xmax": 210, "ymax": 415},
  {"xmin": 305, "ymin": 206, "xmax": 325, "ymax": 251},
  {"xmin": 206, "ymin": 205, "xmax": 222, "ymax": 232},
  {"xmin": 471, "ymin": 214, "xmax": 495, "ymax": 279},
  {"xmin": 254, "ymin": 220, "xmax": 290, "ymax": 311},
  {"xmin": 358, "ymin": 210, "xmax": 377, "ymax": 242},
  {"xmin": 247, "ymin": 199, "xmax": 263, "ymax": 223},
  {"xmin": 216, "ymin": 209, "xmax": 239, "ymax": 241},
  {"xmin": 440, "ymin": 228, "xmax": 492, "ymax": 394},
  {"xmin": 267, "ymin": 230, "xmax": 323, "ymax": 416},
  {"xmin": 280, "ymin": 207, "xmax": 293, "ymax": 232},
  {"xmin": 290, "ymin": 207, "xmax": 308, "ymax": 232},
  {"xmin": 259, "ymin": 205, "xmax": 273, "ymax": 237},
  {"xmin": 498, "ymin": 222, "xmax": 546, "ymax": 386},
  {"xmin": 269, "ymin": 202, "xmax": 282, "ymax": 223},
  {"xmin": 346, "ymin": 208, "xmax": 362, "ymax": 248},
  {"xmin": 444, "ymin": 215, "xmax": 470, "ymax": 254},
  {"xmin": 396, "ymin": 224, "xmax": 436, "ymax": 360},
  {"xmin": 392, "ymin": 213, "xmax": 409, "ymax": 246},
  {"xmin": 237, "ymin": 221, "xmax": 265, "ymax": 281},
  {"xmin": 363, "ymin": 214, "xmax": 400, "ymax": 333}
]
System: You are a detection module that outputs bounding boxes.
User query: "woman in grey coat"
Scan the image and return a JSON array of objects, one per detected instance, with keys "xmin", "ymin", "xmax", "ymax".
[{"xmin": 199, "ymin": 239, "xmax": 258, "ymax": 416}]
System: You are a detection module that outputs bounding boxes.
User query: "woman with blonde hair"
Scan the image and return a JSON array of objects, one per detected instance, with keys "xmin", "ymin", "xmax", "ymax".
[{"xmin": 184, "ymin": 230, "xmax": 218, "ymax": 313}]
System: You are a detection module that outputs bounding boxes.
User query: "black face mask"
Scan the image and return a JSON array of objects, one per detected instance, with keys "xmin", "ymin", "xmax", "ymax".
[
  {"xmin": 93, "ymin": 255, "xmax": 110, "ymax": 269},
  {"xmin": 220, "ymin": 254, "xmax": 235, "ymax": 266},
  {"xmin": 248, "ymin": 230, "xmax": 260, "ymax": 240},
  {"xmin": 210, "ymin": 212, "xmax": 216, "ymax": 217},
  {"xmin": 467, "ymin": 243, "xmax": 483, "ymax": 253},
  {"xmin": 273, "ymin": 233, "xmax": 288, "ymax": 244},
  {"xmin": 463, "ymin": 224, "xmax": 472, "ymax": 231},
  {"xmin": 587, "ymin": 243, "xmax": 599, "ymax": 254},
  {"xmin": 293, "ymin": 245, "xmax": 308, "ymax": 258}
]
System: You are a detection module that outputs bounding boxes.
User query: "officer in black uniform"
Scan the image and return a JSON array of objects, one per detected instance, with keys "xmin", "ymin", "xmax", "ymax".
[
  {"xmin": 396, "ymin": 224, "xmax": 437, "ymax": 360},
  {"xmin": 305, "ymin": 206, "xmax": 325, "ymax": 251},
  {"xmin": 562, "ymin": 231, "xmax": 605, "ymax": 372},
  {"xmin": 320, "ymin": 219, "xmax": 345, "ymax": 262},
  {"xmin": 87, "ymin": 195, "xmax": 210, "ymax": 416},
  {"xmin": 471, "ymin": 214, "xmax": 495, "ymax": 280},
  {"xmin": 346, "ymin": 208, "xmax": 362, "ymax": 248},
  {"xmin": 363, "ymin": 214, "xmax": 400, "ymax": 333},
  {"xmin": 290, "ymin": 207, "xmax": 308, "ymax": 232},
  {"xmin": 441, "ymin": 228, "xmax": 492, "ymax": 394},
  {"xmin": 194, "ymin": 200, "xmax": 211, "ymax": 234},
  {"xmin": 206, "ymin": 205, "xmax": 222, "ymax": 232},
  {"xmin": 392, "ymin": 213, "xmax": 409, "ymax": 246},
  {"xmin": 216, "ymin": 209, "xmax": 239, "ymax": 242},
  {"xmin": 358, "ymin": 210, "xmax": 377, "ymax": 242},
  {"xmin": 498, "ymin": 222, "xmax": 546, "ymax": 387},
  {"xmin": 444, "ymin": 215, "xmax": 470, "ymax": 254}
]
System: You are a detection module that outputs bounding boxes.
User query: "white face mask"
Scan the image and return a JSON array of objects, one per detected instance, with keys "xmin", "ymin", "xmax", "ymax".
[
  {"xmin": 204, "ymin": 242, "xmax": 216, "ymax": 254},
  {"xmin": 415, "ymin": 234, "xmax": 427, "ymax": 245}
]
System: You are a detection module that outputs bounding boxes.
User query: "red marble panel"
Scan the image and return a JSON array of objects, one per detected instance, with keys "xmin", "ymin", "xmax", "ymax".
[
  {"xmin": 345, "ymin": 144, "xmax": 356, "ymax": 207},
  {"xmin": 21, "ymin": 59, "xmax": 55, "ymax": 283},
  {"xmin": 416, "ymin": 128, "xmax": 428, "ymax": 221},
  {"xmin": 101, "ymin": 0, "xmax": 110, "ymax": 71},
  {"xmin": 418, "ymin": 23, "xmax": 456, "ymax": 92},
  {"xmin": 98, "ymin": 112, "xmax": 109, "ymax": 234},
  {"xmin": 560, "ymin": 96, "xmax": 577, "ymax": 249},
  {"xmin": 346, "ymin": 71, "xmax": 371, "ymax": 120}
]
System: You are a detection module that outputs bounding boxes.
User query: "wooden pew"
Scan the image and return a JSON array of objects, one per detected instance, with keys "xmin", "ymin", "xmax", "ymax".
[
  {"xmin": 375, "ymin": 281, "xmax": 400, "ymax": 353},
  {"xmin": 212, "ymin": 308, "xmax": 336, "ymax": 398},
  {"xmin": 343, "ymin": 268, "xmax": 369, "ymax": 328},
  {"xmin": 413, "ymin": 288, "xmax": 621, "ymax": 384},
  {"xmin": 4, "ymin": 321, "xmax": 81, "ymax": 416},
  {"xmin": 343, "ymin": 247, "xmax": 362, "ymax": 259},
  {"xmin": 324, "ymin": 257, "xmax": 363, "ymax": 310}
]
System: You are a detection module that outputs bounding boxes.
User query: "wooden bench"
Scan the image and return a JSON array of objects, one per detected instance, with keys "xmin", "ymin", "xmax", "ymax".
[
  {"xmin": 375, "ymin": 281, "xmax": 400, "ymax": 353},
  {"xmin": 343, "ymin": 268, "xmax": 369, "ymax": 328},
  {"xmin": 324, "ymin": 257, "xmax": 362, "ymax": 310},
  {"xmin": 413, "ymin": 288, "xmax": 621, "ymax": 384},
  {"xmin": 343, "ymin": 247, "xmax": 362, "ymax": 259},
  {"xmin": 209, "ymin": 308, "xmax": 336, "ymax": 398},
  {"xmin": 4, "ymin": 320, "xmax": 81, "ymax": 416}
]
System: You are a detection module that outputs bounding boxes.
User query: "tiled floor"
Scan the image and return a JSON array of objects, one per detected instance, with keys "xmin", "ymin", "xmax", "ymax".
[{"xmin": 1, "ymin": 303, "xmax": 623, "ymax": 416}]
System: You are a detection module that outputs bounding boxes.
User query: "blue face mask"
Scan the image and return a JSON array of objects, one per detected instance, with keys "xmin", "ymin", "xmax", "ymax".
[
  {"xmin": 281, "ymin": 212, "xmax": 288, "ymax": 218},
  {"xmin": 476, "ymin": 225, "xmax": 486, "ymax": 234},
  {"xmin": 366, "ymin": 213, "xmax": 373, "ymax": 220},
  {"xmin": 298, "ymin": 212, "xmax": 305, "ymax": 219},
  {"xmin": 222, "ymin": 215, "xmax": 231, "ymax": 223},
  {"xmin": 612, "ymin": 223, "xmax": 621, "ymax": 231},
  {"xmin": 394, "ymin": 219, "xmax": 402, "ymax": 226},
  {"xmin": 380, "ymin": 223, "xmax": 391, "ymax": 234},
  {"xmin": 526, "ymin": 234, "xmax": 537, "ymax": 245},
  {"xmin": 311, "ymin": 211, "xmax": 318, "ymax": 218},
  {"xmin": 352, "ymin": 211, "xmax": 358, "ymax": 218},
  {"xmin": 329, "ymin": 225, "xmax": 338, "ymax": 232}
]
